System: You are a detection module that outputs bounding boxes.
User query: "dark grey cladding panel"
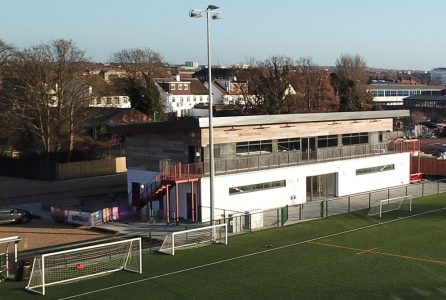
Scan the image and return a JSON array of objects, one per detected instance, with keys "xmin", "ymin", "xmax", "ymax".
[{"xmin": 198, "ymin": 110, "xmax": 410, "ymax": 128}]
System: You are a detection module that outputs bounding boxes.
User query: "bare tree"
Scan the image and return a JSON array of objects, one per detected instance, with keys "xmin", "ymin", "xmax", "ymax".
[
  {"xmin": 335, "ymin": 53, "xmax": 369, "ymax": 84},
  {"xmin": 0, "ymin": 39, "xmax": 14, "ymax": 67},
  {"xmin": 242, "ymin": 56, "xmax": 295, "ymax": 114},
  {"xmin": 291, "ymin": 57, "xmax": 337, "ymax": 112},
  {"xmin": 0, "ymin": 40, "xmax": 92, "ymax": 159},
  {"xmin": 110, "ymin": 48, "xmax": 167, "ymax": 118},
  {"xmin": 332, "ymin": 53, "xmax": 373, "ymax": 111}
]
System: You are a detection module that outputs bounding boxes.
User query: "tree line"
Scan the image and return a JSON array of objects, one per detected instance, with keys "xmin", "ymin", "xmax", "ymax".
[{"xmin": 0, "ymin": 38, "xmax": 374, "ymax": 160}]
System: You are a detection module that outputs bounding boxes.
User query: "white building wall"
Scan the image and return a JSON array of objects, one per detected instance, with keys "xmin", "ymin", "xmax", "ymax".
[
  {"xmin": 200, "ymin": 153, "xmax": 410, "ymax": 221},
  {"xmin": 372, "ymin": 96, "xmax": 405, "ymax": 105},
  {"xmin": 127, "ymin": 153, "xmax": 410, "ymax": 221}
]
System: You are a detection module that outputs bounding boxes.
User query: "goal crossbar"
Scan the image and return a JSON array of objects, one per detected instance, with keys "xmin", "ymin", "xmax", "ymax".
[
  {"xmin": 25, "ymin": 237, "xmax": 142, "ymax": 296},
  {"xmin": 0, "ymin": 236, "xmax": 21, "ymax": 279},
  {"xmin": 368, "ymin": 195, "xmax": 413, "ymax": 218},
  {"xmin": 159, "ymin": 224, "xmax": 227, "ymax": 255}
]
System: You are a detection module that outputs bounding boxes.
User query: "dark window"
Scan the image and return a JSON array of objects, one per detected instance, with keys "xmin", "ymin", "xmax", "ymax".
[
  {"xmin": 278, "ymin": 138, "xmax": 301, "ymax": 152},
  {"xmin": 342, "ymin": 133, "xmax": 369, "ymax": 145},
  {"xmin": 356, "ymin": 164, "xmax": 395, "ymax": 175},
  {"xmin": 236, "ymin": 140, "xmax": 272, "ymax": 155},
  {"xmin": 229, "ymin": 180, "xmax": 286, "ymax": 195},
  {"xmin": 317, "ymin": 135, "xmax": 338, "ymax": 148}
]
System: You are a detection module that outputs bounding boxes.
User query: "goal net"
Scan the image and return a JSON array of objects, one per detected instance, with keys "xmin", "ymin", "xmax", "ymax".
[
  {"xmin": 159, "ymin": 224, "xmax": 227, "ymax": 255},
  {"xmin": 25, "ymin": 237, "xmax": 142, "ymax": 296},
  {"xmin": 368, "ymin": 195, "xmax": 413, "ymax": 218},
  {"xmin": 0, "ymin": 236, "xmax": 21, "ymax": 280}
]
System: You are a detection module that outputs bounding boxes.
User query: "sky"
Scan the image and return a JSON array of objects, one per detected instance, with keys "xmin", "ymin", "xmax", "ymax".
[{"xmin": 1, "ymin": 0, "xmax": 445, "ymax": 70}]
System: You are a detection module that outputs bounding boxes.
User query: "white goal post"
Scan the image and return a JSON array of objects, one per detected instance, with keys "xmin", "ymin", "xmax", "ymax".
[
  {"xmin": 0, "ymin": 236, "xmax": 21, "ymax": 280},
  {"xmin": 25, "ymin": 237, "xmax": 142, "ymax": 296},
  {"xmin": 368, "ymin": 195, "xmax": 413, "ymax": 218},
  {"xmin": 159, "ymin": 224, "xmax": 227, "ymax": 256}
]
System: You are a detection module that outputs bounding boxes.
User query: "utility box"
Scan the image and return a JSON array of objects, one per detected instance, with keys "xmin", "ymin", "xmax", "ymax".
[
  {"xmin": 228, "ymin": 213, "xmax": 243, "ymax": 233},
  {"xmin": 245, "ymin": 209, "xmax": 264, "ymax": 230}
]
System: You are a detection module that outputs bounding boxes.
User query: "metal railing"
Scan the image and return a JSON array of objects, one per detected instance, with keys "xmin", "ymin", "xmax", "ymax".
[{"xmin": 203, "ymin": 143, "xmax": 393, "ymax": 176}]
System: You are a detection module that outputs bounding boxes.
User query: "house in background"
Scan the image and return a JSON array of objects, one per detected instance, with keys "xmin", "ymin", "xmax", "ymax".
[
  {"xmin": 112, "ymin": 110, "xmax": 412, "ymax": 224},
  {"xmin": 206, "ymin": 78, "xmax": 250, "ymax": 105},
  {"xmin": 88, "ymin": 76, "xmax": 131, "ymax": 108},
  {"xmin": 84, "ymin": 107, "xmax": 150, "ymax": 142},
  {"xmin": 155, "ymin": 75, "xmax": 209, "ymax": 117}
]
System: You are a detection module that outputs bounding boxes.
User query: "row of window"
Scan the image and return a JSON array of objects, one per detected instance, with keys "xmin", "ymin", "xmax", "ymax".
[
  {"xmin": 229, "ymin": 163, "xmax": 396, "ymax": 195},
  {"xmin": 171, "ymin": 96, "xmax": 204, "ymax": 103},
  {"xmin": 170, "ymin": 83, "xmax": 189, "ymax": 91},
  {"xmin": 236, "ymin": 140, "xmax": 272, "ymax": 155},
  {"xmin": 371, "ymin": 90, "xmax": 422, "ymax": 97},
  {"xmin": 404, "ymin": 100, "xmax": 446, "ymax": 108},
  {"xmin": 356, "ymin": 164, "xmax": 395, "ymax": 175},
  {"xmin": 236, "ymin": 133, "xmax": 369, "ymax": 155},
  {"xmin": 229, "ymin": 180, "xmax": 286, "ymax": 195}
]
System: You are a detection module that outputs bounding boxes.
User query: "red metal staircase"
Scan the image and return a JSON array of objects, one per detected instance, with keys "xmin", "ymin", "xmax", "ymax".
[{"xmin": 133, "ymin": 162, "xmax": 203, "ymax": 209}]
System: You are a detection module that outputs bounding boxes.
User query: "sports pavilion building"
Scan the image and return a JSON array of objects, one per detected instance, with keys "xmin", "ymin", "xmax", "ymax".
[{"xmin": 112, "ymin": 110, "xmax": 413, "ymax": 224}]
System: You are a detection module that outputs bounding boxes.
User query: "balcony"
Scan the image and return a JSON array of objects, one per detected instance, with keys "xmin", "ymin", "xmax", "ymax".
[{"xmin": 200, "ymin": 142, "xmax": 412, "ymax": 176}]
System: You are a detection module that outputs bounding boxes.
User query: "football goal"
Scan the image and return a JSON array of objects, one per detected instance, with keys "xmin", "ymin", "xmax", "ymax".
[
  {"xmin": 159, "ymin": 224, "xmax": 227, "ymax": 255},
  {"xmin": 25, "ymin": 237, "xmax": 142, "ymax": 296},
  {"xmin": 0, "ymin": 236, "xmax": 21, "ymax": 280},
  {"xmin": 368, "ymin": 195, "xmax": 413, "ymax": 218}
]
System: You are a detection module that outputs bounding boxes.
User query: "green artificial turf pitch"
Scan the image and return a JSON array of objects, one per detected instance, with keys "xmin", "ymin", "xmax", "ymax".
[{"xmin": 2, "ymin": 194, "xmax": 446, "ymax": 300}]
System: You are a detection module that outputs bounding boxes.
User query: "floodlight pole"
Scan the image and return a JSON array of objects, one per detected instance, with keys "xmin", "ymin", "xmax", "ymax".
[{"xmin": 190, "ymin": 5, "xmax": 221, "ymax": 226}]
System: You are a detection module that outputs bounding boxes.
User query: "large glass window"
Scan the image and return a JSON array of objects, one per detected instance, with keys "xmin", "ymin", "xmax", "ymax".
[
  {"xmin": 278, "ymin": 138, "xmax": 301, "ymax": 152},
  {"xmin": 236, "ymin": 140, "xmax": 272, "ymax": 156},
  {"xmin": 356, "ymin": 164, "xmax": 395, "ymax": 176},
  {"xmin": 317, "ymin": 135, "xmax": 338, "ymax": 148},
  {"xmin": 397, "ymin": 90, "xmax": 409, "ymax": 96},
  {"xmin": 229, "ymin": 180, "xmax": 286, "ymax": 195},
  {"xmin": 342, "ymin": 133, "xmax": 369, "ymax": 145}
]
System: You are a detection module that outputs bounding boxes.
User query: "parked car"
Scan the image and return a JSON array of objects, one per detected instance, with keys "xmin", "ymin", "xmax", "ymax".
[{"xmin": 0, "ymin": 208, "xmax": 33, "ymax": 224}]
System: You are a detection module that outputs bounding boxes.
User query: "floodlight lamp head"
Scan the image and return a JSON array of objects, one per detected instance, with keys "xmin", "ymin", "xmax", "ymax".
[
  {"xmin": 212, "ymin": 12, "xmax": 222, "ymax": 20},
  {"xmin": 207, "ymin": 5, "xmax": 220, "ymax": 10},
  {"xmin": 189, "ymin": 10, "xmax": 203, "ymax": 18}
]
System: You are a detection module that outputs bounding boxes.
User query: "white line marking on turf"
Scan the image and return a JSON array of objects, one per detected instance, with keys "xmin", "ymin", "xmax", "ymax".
[
  {"xmin": 356, "ymin": 247, "xmax": 379, "ymax": 255},
  {"xmin": 57, "ymin": 206, "xmax": 446, "ymax": 300}
]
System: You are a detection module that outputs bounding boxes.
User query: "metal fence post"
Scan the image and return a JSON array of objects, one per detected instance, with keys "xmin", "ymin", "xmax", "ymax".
[
  {"xmin": 405, "ymin": 185, "xmax": 408, "ymax": 196},
  {"xmin": 325, "ymin": 201, "xmax": 328, "ymax": 217},
  {"xmin": 299, "ymin": 204, "xmax": 302, "ymax": 220},
  {"xmin": 387, "ymin": 188, "xmax": 390, "ymax": 199},
  {"xmin": 368, "ymin": 193, "xmax": 371, "ymax": 209},
  {"xmin": 320, "ymin": 201, "xmax": 324, "ymax": 218},
  {"xmin": 348, "ymin": 196, "xmax": 351, "ymax": 212},
  {"xmin": 422, "ymin": 182, "xmax": 425, "ymax": 197},
  {"xmin": 277, "ymin": 209, "xmax": 280, "ymax": 227},
  {"xmin": 437, "ymin": 181, "xmax": 440, "ymax": 194}
]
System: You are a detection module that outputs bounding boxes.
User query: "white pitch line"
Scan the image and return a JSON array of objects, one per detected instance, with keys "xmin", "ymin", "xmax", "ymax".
[{"xmin": 57, "ymin": 206, "xmax": 446, "ymax": 300}]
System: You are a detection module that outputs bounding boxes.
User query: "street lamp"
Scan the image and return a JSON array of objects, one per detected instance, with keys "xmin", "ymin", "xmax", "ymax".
[{"xmin": 190, "ymin": 5, "xmax": 222, "ymax": 226}]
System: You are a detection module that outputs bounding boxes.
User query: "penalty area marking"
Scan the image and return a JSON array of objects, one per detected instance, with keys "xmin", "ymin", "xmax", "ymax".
[
  {"xmin": 57, "ymin": 206, "xmax": 446, "ymax": 300},
  {"xmin": 308, "ymin": 241, "xmax": 446, "ymax": 265}
]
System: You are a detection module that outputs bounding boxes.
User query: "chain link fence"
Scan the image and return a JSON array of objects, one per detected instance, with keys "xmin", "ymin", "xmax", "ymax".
[{"xmin": 212, "ymin": 179, "xmax": 446, "ymax": 235}]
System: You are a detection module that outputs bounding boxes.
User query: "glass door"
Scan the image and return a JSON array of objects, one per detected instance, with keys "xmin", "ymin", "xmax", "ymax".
[
  {"xmin": 306, "ymin": 173, "xmax": 337, "ymax": 201},
  {"xmin": 302, "ymin": 137, "xmax": 316, "ymax": 161}
]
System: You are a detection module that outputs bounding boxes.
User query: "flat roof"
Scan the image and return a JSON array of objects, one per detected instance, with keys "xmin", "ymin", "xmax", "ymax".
[
  {"xmin": 111, "ymin": 110, "xmax": 410, "ymax": 134},
  {"xmin": 197, "ymin": 110, "xmax": 410, "ymax": 128}
]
